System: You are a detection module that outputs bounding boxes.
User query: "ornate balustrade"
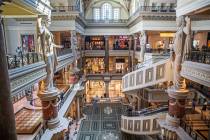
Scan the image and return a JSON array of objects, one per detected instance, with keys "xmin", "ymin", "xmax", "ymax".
[
  {"xmin": 180, "ymin": 119, "xmax": 209, "ymax": 140},
  {"xmin": 187, "ymin": 51, "xmax": 210, "ymax": 64},
  {"xmin": 52, "ymin": 6, "xmax": 80, "ymax": 12},
  {"xmin": 129, "ymin": 6, "xmax": 176, "ymax": 20},
  {"xmin": 84, "ymin": 50, "xmax": 105, "ymax": 57},
  {"xmin": 121, "ymin": 112, "xmax": 166, "ymax": 135},
  {"xmin": 7, "ymin": 52, "xmax": 43, "ymax": 69},
  {"xmin": 122, "ymin": 58, "xmax": 172, "ymax": 92},
  {"xmin": 86, "ymin": 19, "xmax": 128, "ymax": 24},
  {"xmin": 56, "ymin": 48, "xmax": 72, "ymax": 57},
  {"xmin": 181, "ymin": 61, "xmax": 210, "ymax": 88}
]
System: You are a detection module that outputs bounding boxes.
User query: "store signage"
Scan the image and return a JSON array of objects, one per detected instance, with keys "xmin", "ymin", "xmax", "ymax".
[{"xmin": 160, "ymin": 33, "xmax": 175, "ymax": 37}]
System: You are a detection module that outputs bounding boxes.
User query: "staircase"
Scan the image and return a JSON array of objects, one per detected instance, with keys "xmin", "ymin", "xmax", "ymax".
[{"xmin": 122, "ymin": 56, "xmax": 172, "ymax": 92}]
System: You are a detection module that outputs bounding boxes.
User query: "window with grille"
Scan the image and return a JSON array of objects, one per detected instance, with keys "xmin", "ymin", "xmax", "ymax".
[
  {"xmin": 102, "ymin": 3, "xmax": 112, "ymax": 20},
  {"xmin": 93, "ymin": 8, "xmax": 100, "ymax": 20},
  {"xmin": 113, "ymin": 8, "xmax": 120, "ymax": 20}
]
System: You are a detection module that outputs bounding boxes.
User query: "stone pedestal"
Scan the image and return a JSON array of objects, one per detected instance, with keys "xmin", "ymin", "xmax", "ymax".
[
  {"xmin": 38, "ymin": 89, "xmax": 60, "ymax": 129},
  {"xmin": 166, "ymin": 87, "xmax": 189, "ymax": 127},
  {"xmin": 168, "ymin": 88, "xmax": 189, "ymax": 116}
]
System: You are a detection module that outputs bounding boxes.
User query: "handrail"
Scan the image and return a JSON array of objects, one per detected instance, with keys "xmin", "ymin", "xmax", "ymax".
[
  {"xmin": 186, "ymin": 50, "xmax": 210, "ymax": 64},
  {"xmin": 129, "ymin": 6, "xmax": 176, "ymax": 20},
  {"xmin": 6, "ymin": 52, "xmax": 43, "ymax": 69},
  {"xmin": 56, "ymin": 48, "xmax": 72, "ymax": 56},
  {"xmin": 86, "ymin": 19, "xmax": 128, "ymax": 24},
  {"xmin": 124, "ymin": 106, "xmax": 168, "ymax": 117},
  {"xmin": 52, "ymin": 6, "xmax": 80, "ymax": 12}
]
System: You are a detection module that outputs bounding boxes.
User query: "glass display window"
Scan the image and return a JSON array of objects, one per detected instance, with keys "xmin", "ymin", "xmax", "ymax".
[
  {"xmin": 85, "ymin": 58, "xmax": 105, "ymax": 74},
  {"xmin": 21, "ymin": 35, "xmax": 34, "ymax": 53}
]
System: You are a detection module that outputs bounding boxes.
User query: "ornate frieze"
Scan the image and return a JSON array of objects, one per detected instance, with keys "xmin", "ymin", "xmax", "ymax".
[
  {"xmin": 181, "ymin": 61, "xmax": 210, "ymax": 87},
  {"xmin": 9, "ymin": 62, "xmax": 47, "ymax": 97}
]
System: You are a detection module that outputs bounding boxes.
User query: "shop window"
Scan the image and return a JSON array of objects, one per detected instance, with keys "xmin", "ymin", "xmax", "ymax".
[{"xmin": 21, "ymin": 35, "xmax": 35, "ymax": 53}]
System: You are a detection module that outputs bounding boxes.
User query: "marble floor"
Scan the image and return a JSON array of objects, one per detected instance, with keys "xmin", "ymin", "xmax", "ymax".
[{"xmin": 77, "ymin": 102, "xmax": 144, "ymax": 140}]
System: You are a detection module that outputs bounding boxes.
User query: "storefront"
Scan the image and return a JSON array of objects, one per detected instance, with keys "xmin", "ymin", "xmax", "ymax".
[
  {"xmin": 84, "ymin": 57, "xmax": 105, "ymax": 74},
  {"xmin": 109, "ymin": 35, "xmax": 129, "ymax": 50},
  {"xmin": 109, "ymin": 57, "xmax": 128, "ymax": 73},
  {"xmin": 21, "ymin": 34, "xmax": 35, "ymax": 53},
  {"xmin": 85, "ymin": 80, "xmax": 124, "ymax": 103},
  {"xmin": 147, "ymin": 32, "xmax": 174, "ymax": 52},
  {"xmin": 52, "ymin": 31, "xmax": 71, "ymax": 48},
  {"xmin": 85, "ymin": 36, "xmax": 105, "ymax": 50}
]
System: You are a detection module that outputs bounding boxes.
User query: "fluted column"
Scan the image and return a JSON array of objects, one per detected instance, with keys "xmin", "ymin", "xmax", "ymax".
[
  {"xmin": 104, "ymin": 81, "xmax": 109, "ymax": 98},
  {"xmin": 0, "ymin": 14, "xmax": 17, "ymax": 140},
  {"xmin": 104, "ymin": 36, "xmax": 109, "ymax": 73}
]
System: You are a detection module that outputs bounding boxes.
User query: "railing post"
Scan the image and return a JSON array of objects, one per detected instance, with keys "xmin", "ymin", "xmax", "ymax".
[
  {"xmin": 21, "ymin": 52, "xmax": 24, "ymax": 66},
  {"xmin": 14, "ymin": 55, "xmax": 17, "ymax": 68},
  {"xmin": 27, "ymin": 53, "xmax": 29, "ymax": 64}
]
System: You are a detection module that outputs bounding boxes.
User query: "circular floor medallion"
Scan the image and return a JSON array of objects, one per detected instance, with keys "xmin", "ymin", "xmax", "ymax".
[{"xmin": 104, "ymin": 106, "xmax": 112, "ymax": 115}]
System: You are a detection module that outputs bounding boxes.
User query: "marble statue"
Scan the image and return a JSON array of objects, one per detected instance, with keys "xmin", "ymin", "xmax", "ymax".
[
  {"xmin": 140, "ymin": 31, "xmax": 146, "ymax": 62},
  {"xmin": 37, "ymin": 17, "xmax": 62, "ymax": 91},
  {"xmin": 172, "ymin": 16, "xmax": 186, "ymax": 90},
  {"xmin": 183, "ymin": 16, "xmax": 191, "ymax": 61}
]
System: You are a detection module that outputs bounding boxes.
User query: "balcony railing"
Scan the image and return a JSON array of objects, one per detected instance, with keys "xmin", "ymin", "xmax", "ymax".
[
  {"xmin": 56, "ymin": 48, "xmax": 72, "ymax": 56},
  {"xmin": 130, "ymin": 6, "xmax": 176, "ymax": 20},
  {"xmin": 7, "ymin": 52, "xmax": 43, "ymax": 69},
  {"xmin": 186, "ymin": 50, "xmax": 210, "ymax": 64},
  {"xmin": 86, "ymin": 19, "xmax": 128, "ymax": 24},
  {"xmin": 52, "ymin": 6, "xmax": 80, "ymax": 12}
]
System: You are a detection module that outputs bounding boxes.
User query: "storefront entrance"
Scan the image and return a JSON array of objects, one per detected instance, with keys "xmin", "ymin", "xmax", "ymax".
[{"xmin": 85, "ymin": 80, "xmax": 124, "ymax": 103}]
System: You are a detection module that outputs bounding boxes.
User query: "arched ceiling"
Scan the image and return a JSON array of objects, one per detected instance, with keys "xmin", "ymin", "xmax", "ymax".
[{"xmin": 83, "ymin": 0, "xmax": 131, "ymax": 12}]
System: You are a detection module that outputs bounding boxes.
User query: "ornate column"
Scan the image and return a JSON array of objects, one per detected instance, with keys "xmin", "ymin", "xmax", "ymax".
[
  {"xmin": 132, "ymin": 34, "xmax": 137, "ymax": 71},
  {"xmin": 37, "ymin": 17, "xmax": 60, "ymax": 129},
  {"xmin": 104, "ymin": 35, "xmax": 109, "ymax": 73},
  {"xmin": 0, "ymin": 6, "xmax": 17, "ymax": 139},
  {"xmin": 71, "ymin": 30, "xmax": 78, "ymax": 64},
  {"xmin": 139, "ymin": 31, "xmax": 146, "ymax": 63},
  {"xmin": 76, "ymin": 85, "xmax": 84, "ymax": 120},
  {"xmin": 128, "ymin": 35, "xmax": 133, "ymax": 72},
  {"xmin": 105, "ymin": 82, "xmax": 109, "ymax": 98},
  {"xmin": 76, "ymin": 96, "xmax": 80, "ymax": 120},
  {"xmin": 104, "ymin": 80, "xmax": 110, "ymax": 98}
]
